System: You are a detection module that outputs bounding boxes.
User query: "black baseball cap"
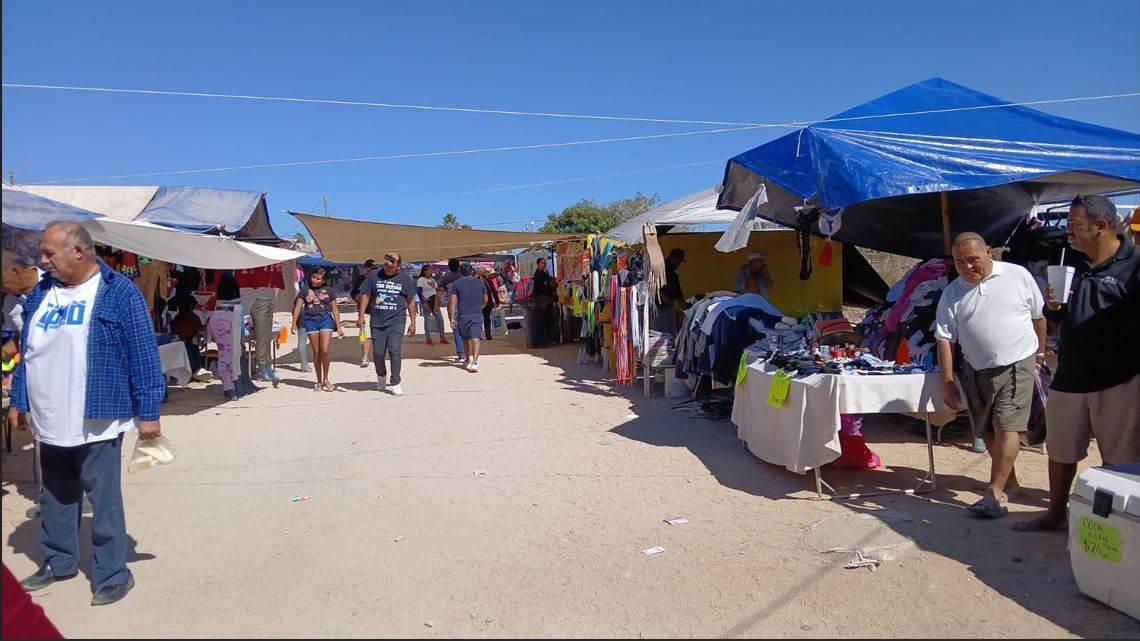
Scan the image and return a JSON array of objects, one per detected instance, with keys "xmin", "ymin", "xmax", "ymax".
[{"xmin": 363, "ymin": 259, "xmax": 376, "ymax": 268}]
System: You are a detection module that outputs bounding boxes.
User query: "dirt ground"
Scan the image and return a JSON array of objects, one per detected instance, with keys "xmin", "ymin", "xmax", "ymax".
[{"xmin": 3, "ymin": 312, "xmax": 1138, "ymax": 638}]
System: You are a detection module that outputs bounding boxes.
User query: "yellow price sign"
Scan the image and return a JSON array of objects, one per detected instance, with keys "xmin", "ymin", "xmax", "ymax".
[
  {"xmin": 767, "ymin": 370, "xmax": 793, "ymax": 409},
  {"xmin": 735, "ymin": 352, "xmax": 750, "ymax": 387},
  {"xmin": 1078, "ymin": 516, "xmax": 1121, "ymax": 564}
]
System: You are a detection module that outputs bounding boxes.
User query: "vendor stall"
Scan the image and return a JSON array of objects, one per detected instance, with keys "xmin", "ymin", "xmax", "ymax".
[{"xmin": 733, "ymin": 354, "xmax": 953, "ymax": 499}]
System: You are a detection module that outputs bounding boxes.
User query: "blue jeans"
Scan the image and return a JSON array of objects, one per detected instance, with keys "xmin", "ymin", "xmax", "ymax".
[{"xmin": 39, "ymin": 434, "xmax": 130, "ymax": 589}]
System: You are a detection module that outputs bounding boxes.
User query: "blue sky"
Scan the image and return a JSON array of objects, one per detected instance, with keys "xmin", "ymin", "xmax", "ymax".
[{"xmin": 3, "ymin": 1, "xmax": 1139, "ymax": 240}]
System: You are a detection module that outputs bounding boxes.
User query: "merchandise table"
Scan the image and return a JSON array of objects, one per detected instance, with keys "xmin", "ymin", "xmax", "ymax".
[{"xmin": 732, "ymin": 361, "xmax": 957, "ymax": 500}]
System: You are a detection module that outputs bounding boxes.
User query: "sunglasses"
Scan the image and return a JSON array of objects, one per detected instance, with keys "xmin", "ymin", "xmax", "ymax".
[{"xmin": 384, "ymin": 255, "xmax": 399, "ymax": 264}]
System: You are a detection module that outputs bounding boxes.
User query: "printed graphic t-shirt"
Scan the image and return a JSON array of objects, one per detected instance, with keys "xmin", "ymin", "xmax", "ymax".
[
  {"xmin": 297, "ymin": 286, "xmax": 334, "ymax": 318},
  {"xmin": 363, "ymin": 270, "xmax": 416, "ymax": 329},
  {"xmin": 25, "ymin": 272, "xmax": 137, "ymax": 446}
]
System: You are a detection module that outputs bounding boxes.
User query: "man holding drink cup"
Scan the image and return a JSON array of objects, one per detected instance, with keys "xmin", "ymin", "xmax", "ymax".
[{"xmin": 1016, "ymin": 195, "xmax": 1140, "ymax": 532}]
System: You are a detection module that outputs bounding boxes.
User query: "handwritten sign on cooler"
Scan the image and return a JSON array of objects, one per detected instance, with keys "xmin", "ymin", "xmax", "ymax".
[
  {"xmin": 767, "ymin": 370, "xmax": 793, "ymax": 409},
  {"xmin": 1079, "ymin": 516, "xmax": 1121, "ymax": 564}
]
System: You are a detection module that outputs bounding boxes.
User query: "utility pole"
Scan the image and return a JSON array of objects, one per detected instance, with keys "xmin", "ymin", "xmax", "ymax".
[
  {"xmin": 322, "ymin": 195, "xmax": 329, "ymax": 218},
  {"xmin": 7, "ymin": 171, "xmax": 14, "ymax": 186}
]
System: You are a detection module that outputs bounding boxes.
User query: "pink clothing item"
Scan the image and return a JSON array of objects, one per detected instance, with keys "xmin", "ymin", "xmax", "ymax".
[
  {"xmin": 884, "ymin": 259, "xmax": 951, "ymax": 332},
  {"xmin": 207, "ymin": 309, "xmax": 236, "ymax": 392}
]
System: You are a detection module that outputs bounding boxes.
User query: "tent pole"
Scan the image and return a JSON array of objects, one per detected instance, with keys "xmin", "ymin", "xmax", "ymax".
[{"xmin": 941, "ymin": 192, "xmax": 951, "ymax": 255}]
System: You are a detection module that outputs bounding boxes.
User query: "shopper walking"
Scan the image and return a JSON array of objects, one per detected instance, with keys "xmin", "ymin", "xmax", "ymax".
[
  {"xmin": 449, "ymin": 263, "xmax": 488, "ymax": 372},
  {"xmin": 479, "ymin": 267, "xmax": 503, "ymax": 340},
  {"xmin": 9, "ymin": 221, "xmax": 164, "ymax": 607},
  {"xmin": 292, "ymin": 267, "xmax": 343, "ymax": 392},
  {"xmin": 417, "ymin": 265, "xmax": 448, "ymax": 345},
  {"xmin": 351, "ymin": 259, "xmax": 376, "ymax": 368},
  {"xmin": 359, "ymin": 252, "xmax": 417, "ymax": 395},
  {"xmin": 935, "ymin": 233, "xmax": 1046, "ymax": 518},
  {"xmin": 437, "ymin": 258, "xmax": 466, "ymax": 363}
]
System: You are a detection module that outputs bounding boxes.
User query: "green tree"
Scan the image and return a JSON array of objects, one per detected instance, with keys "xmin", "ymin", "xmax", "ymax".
[
  {"xmin": 539, "ymin": 192, "xmax": 661, "ymax": 234},
  {"xmin": 439, "ymin": 213, "xmax": 471, "ymax": 230}
]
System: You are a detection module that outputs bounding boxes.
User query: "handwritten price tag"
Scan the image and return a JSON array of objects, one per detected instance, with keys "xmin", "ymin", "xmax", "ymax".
[
  {"xmin": 767, "ymin": 370, "xmax": 792, "ymax": 409},
  {"xmin": 735, "ymin": 352, "xmax": 750, "ymax": 387},
  {"xmin": 1079, "ymin": 516, "xmax": 1121, "ymax": 564}
]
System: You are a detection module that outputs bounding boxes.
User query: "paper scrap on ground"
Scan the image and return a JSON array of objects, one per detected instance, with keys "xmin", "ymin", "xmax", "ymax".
[
  {"xmin": 291, "ymin": 495, "xmax": 311, "ymax": 502},
  {"xmin": 664, "ymin": 518, "xmax": 689, "ymax": 525},
  {"xmin": 472, "ymin": 469, "xmax": 488, "ymax": 477},
  {"xmin": 625, "ymin": 413, "xmax": 639, "ymax": 419},
  {"xmin": 641, "ymin": 546, "xmax": 666, "ymax": 555}
]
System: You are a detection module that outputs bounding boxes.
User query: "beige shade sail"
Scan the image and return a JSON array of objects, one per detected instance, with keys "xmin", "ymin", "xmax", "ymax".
[{"xmin": 291, "ymin": 212, "xmax": 581, "ymax": 263}]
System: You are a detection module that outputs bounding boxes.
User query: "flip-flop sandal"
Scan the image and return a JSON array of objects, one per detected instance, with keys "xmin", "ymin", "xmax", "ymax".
[{"xmin": 968, "ymin": 496, "xmax": 1009, "ymax": 519}]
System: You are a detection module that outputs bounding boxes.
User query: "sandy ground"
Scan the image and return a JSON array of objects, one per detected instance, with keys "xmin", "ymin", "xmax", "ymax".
[{"xmin": 3, "ymin": 312, "xmax": 1138, "ymax": 638}]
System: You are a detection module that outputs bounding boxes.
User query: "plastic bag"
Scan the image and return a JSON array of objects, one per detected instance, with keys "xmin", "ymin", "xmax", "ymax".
[
  {"xmin": 490, "ymin": 309, "xmax": 508, "ymax": 337},
  {"xmin": 128, "ymin": 435, "xmax": 177, "ymax": 473},
  {"xmin": 829, "ymin": 433, "xmax": 881, "ymax": 470}
]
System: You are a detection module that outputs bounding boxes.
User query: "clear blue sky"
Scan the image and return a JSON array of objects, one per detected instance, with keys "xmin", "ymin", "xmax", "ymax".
[{"xmin": 4, "ymin": 1, "xmax": 1139, "ymax": 240}]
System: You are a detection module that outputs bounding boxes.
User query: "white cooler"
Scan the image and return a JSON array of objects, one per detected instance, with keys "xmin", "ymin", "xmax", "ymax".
[{"xmin": 1069, "ymin": 463, "xmax": 1140, "ymax": 620}]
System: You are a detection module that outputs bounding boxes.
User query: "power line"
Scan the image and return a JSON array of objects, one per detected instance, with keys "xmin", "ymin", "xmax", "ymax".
[
  {"xmin": 10, "ymin": 85, "xmax": 1139, "ymax": 184},
  {"xmin": 4, "ymin": 82, "xmax": 1139, "ymax": 128},
  {"xmin": 28, "ymin": 126, "xmax": 761, "ymax": 184}
]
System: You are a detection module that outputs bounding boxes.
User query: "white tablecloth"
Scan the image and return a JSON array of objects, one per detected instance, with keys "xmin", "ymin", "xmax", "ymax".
[
  {"xmin": 731, "ymin": 363, "xmax": 951, "ymax": 473},
  {"xmin": 158, "ymin": 342, "xmax": 192, "ymax": 386}
]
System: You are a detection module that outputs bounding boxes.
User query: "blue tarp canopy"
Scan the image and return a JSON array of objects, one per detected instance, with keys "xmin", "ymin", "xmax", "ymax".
[
  {"xmin": 2, "ymin": 188, "xmax": 97, "ymax": 230},
  {"xmin": 718, "ymin": 78, "xmax": 1140, "ymax": 258}
]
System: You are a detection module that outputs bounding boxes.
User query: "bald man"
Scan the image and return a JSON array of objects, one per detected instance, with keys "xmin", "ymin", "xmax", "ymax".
[{"xmin": 935, "ymin": 232, "xmax": 1047, "ymax": 519}]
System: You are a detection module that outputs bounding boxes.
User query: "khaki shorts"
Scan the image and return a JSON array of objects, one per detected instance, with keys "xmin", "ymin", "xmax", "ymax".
[
  {"xmin": 961, "ymin": 355, "xmax": 1035, "ymax": 437},
  {"xmin": 1046, "ymin": 374, "xmax": 1140, "ymax": 465}
]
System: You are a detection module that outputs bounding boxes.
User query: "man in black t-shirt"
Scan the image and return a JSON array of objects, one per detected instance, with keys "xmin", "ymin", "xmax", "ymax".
[
  {"xmin": 358, "ymin": 253, "xmax": 417, "ymax": 396},
  {"xmin": 351, "ymin": 259, "xmax": 376, "ymax": 367}
]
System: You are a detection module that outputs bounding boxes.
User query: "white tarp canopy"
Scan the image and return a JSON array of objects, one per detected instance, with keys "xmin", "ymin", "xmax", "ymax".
[
  {"xmin": 81, "ymin": 217, "xmax": 304, "ymax": 269},
  {"xmin": 2, "ymin": 188, "xmax": 302, "ymax": 269},
  {"xmin": 604, "ymin": 188, "xmax": 756, "ymax": 244},
  {"xmin": 13, "ymin": 185, "xmax": 159, "ymax": 221}
]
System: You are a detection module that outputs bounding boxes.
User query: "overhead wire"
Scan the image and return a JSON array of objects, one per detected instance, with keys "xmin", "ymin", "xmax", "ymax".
[{"xmin": 4, "ymin": 82, "xmax": 1139, "ymax": 128}]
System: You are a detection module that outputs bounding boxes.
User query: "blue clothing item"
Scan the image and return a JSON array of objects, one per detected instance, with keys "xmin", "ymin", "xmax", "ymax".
[
  {"xmin": 457, "ymin": 315, "xmax": 484, "ymax": 341},
  {"xmin": 303, "ymin": 313, "xmax": 335, "ymax": 334},
  {"xmin": 451, "ymin": 276, "xmax": 486, "ymax": 319},
  {"xmin": 39, "ymin": 434, "xmax": 130, "ymax": 590},
  {"xmin": 453, "ymin": 327, "xmax": 465, "ymax": 359},
  {"xmin": 12, "ymin": 261, "xmax": 165, "ymax": 421}
]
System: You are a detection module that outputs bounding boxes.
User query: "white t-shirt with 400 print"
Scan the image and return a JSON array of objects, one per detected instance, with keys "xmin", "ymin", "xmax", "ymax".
[{"xmin": 24, "ymin": 272, "xmax": 137, "ymax": 447}]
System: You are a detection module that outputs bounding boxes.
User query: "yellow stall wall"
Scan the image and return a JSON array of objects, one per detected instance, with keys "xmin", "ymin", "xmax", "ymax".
[{"xmin": 657, "ymin": 231, "xmax": 843, "ymax": 317}]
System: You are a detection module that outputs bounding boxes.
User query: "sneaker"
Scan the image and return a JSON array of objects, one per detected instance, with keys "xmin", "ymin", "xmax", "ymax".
[
  {"xmin": 426, "ymin": 338, "xmax": 435, "ymax": 346},
  {"xmin": 360, "ymin": 357, "xmax": 369, "ymax": 368},
  {"xmin": 224, "ymin": 390, "xmax": 239, "ymax": 402},
  {"xmin": 192, "ymin": 368, "xmax": 214, "ymax": 383},
  {"xmin": 440, "ymin": 338, "xmax": 450, "ymax": 345},
  {"xmin": 467, "ymin": 362, "xmax": 479, "ymax": 372},
  {"xmin": 388, "ymin": 384, "xmax": 404, "ymax": 396}
]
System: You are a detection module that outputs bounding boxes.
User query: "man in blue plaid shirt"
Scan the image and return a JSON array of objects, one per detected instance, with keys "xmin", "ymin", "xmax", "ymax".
[{"xmin": 7, "ymin": 221, "xmax": 164, "ymax": 607}]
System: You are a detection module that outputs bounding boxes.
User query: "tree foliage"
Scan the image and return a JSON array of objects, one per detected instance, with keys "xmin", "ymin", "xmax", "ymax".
[
  {"xmin": 539, "ymin": 192, "xmax": 661, "ymax": 234},
  {"xmin": 439, "ymin": 213, "xmax": 471, "ymax": 230}
]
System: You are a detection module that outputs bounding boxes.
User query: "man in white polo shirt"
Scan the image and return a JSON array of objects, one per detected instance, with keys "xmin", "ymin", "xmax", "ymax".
[{"xmin": 935, "ymin": 232, "xmax": 1046, "ymax": 519}]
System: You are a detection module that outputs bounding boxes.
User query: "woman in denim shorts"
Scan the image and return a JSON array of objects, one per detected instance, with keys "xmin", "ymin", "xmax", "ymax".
[{"xmin": 292, "ymin": 267, "xmax": 343, "ymax": 392}]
